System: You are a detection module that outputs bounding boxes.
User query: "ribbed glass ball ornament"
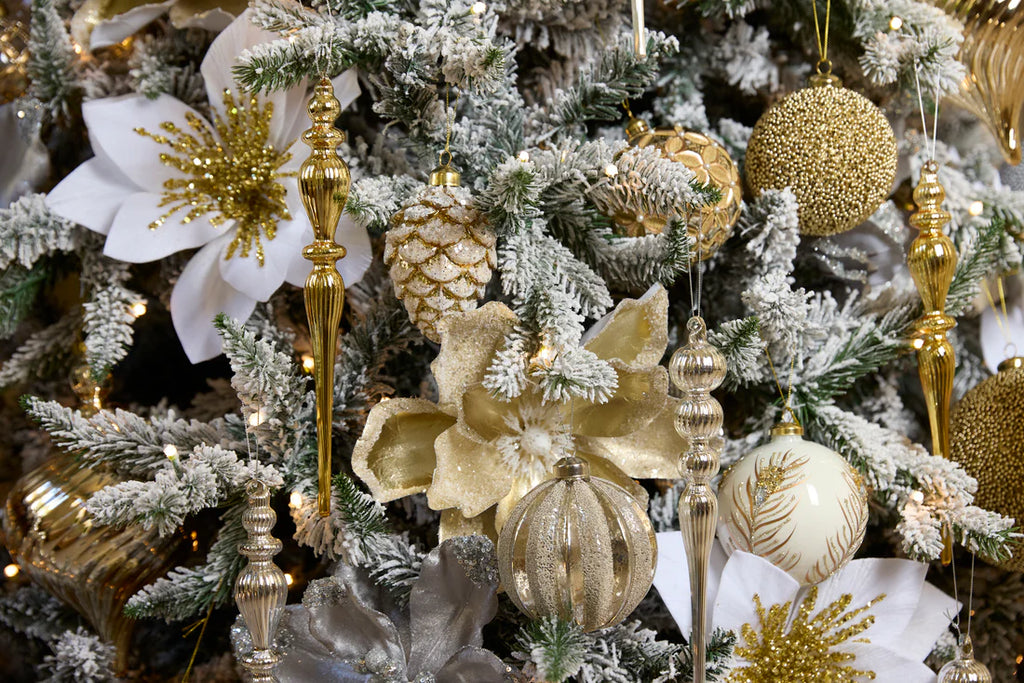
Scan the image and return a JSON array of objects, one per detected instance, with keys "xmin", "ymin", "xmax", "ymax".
[
  {"xmin": 745, "ymin": 73, "xmax": 897, "ymax": 236},
  {"xmin": 717, "ymin": 422, "xmax": 869, "ymax": 585},
  {"xmin": 937, "ymin": 635, "xmax": 993, "ymax": 683},
  {"xmin": 497, "ymin": 455, "xmax": 657, "ymax": 632},
  {"xmin": 949, "ymin": 356, "xmax": 1024, "ymax": 571}
]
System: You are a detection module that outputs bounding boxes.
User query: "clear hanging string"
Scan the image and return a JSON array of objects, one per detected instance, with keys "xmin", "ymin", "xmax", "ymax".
[
  {"xmin": 764, "ymin": 343, "xmax": 799, "ymax": 426},
  {"xmin": 912, "ymin": 59, "xmax": 941, "ymax": 162},
  {"xmin": 982, "ymin": 276, "xmax": 1018, "ymax": 359}
]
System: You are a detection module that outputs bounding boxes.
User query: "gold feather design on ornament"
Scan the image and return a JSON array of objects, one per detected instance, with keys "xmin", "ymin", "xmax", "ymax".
[
  {"xmin": 803, "ymin": 469, "xmax": 869, "ymax": 585},
  {"xmin": 728, "ymin": 450, "xmax": 808, "ymax": 572}
]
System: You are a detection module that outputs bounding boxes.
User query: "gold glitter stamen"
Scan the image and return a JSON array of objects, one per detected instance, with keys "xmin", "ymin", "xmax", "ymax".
[{"xmin": 135, "ymin": 89, "xmax": 294, "ymax": 266}]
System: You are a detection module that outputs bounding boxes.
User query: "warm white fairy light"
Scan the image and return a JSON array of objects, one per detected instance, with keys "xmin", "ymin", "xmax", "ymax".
[
  {"xmin": 604, "ymin": 163, "xmax": 619, "ymax": 177},
  {"xmin": 517, "ymin": 150, "xmax": 530, "ymax": 162},
  {"xmin": 130, "ymin": 301, "xmax": 148, "ymax": 317},
  {"xmin": 471, "ymin": 1, "xmax": 486, "ymax": 14},
  {"xmin": 284, "ymin": 573, "xmax": 294, "ymax": 586},
  {"xmin": 889, "ymin": 16, "xmax": 903, "ymax": 30},
  {"xmin": 3, "ymin": 564, "xmax": 19, "ymax": 579},
  {"xmin": 248, "ymin": 408, "xmax": 266, "ymax": 426},
  {"xmin": 968, "ymin": 200, "xmax": 984, "ymax": 216},
  {"xmin": 301, "ymin": 354, "xmax": 315, "ymax": 372},
  {"xmin": 289, "ymin": 490, "xmax": 303, "ymax": 509},
  {"xmin": 163, "ymin": 444, "xmax": 179, "ymax": 459}
]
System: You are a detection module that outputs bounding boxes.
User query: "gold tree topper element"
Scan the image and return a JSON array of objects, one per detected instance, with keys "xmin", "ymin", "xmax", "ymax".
[
  {"xmin": 730, "ymin": 586, "xmax": 886, "ymax": 682},
  {"xmin": 135, "ymin": 90, "xmax": 294, "ymax": 266}
]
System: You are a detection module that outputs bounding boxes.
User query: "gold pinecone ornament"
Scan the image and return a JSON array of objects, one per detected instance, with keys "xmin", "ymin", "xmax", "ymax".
[
  {"xmin": 949, "ymin": 357, "xmax": 1024, "ymax": 572},
  {"xmin": 612, "ymin": 118, "xmax": 742, "ymax": 260},
  {"xmin": 385, "ymin": 164, "xmax": 497, "ymax": 342},
  {"xmin": 745, "ymin": 73, "xmax": 898, "ymax": 236}
]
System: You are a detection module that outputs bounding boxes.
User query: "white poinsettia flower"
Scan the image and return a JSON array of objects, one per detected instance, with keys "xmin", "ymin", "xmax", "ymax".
[
  {"xmin": 47, "ymin": 11, "xmax": 371, "ymax": 363},
  {"xmin": 653, "ymin": 533, "xmax": 958, "ymax": 682}
]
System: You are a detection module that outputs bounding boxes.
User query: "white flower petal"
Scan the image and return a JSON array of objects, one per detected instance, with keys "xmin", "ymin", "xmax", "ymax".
[
  {"xmin": 712, "ymin": 551, "xmax": 800, "ymax": 634},
  {"xmin": 83, "ymin": 94, "xmax": 205, "ymax": 194},
  {"xmin": 171, "ymin": 236, "xmax": 257, "ymax": 363},
  {"xmin": 981, "ymin": 304, "xmax": 1024, "ymax": 373},
  {"xmin": 281, "ymin": 192, "xmax": 372, "ymax": 289},
  {"xmin": 45, "ymin": 157, "xmax": 135, "ymax": 235},
  {"xmin": 652, "ymin": 533, "xmax": 729, "ymax": 640},
  {"xmin": 104, "ymin": 192, "xmax": 225, "ymax": 263},
  {"xmin": 895, "ymin": 582, "xmax": 958, "ymax": 662},
  {"xmin": 217, "ymin": 217, "xmax": 298, "ymax": 301},
  {"xmin": 275, "ymin": 69, "xmax": 362, "ymax": 151},
  {"xmin": 85, "ymin": 1, "xmax": 172, "ymax": 50},
  {"xmin": 841, "ymin": 642, "xmax": 939, "ymax": 683},
  {"xmin": 811, "ymin": 558, "xmax": 928, "ymax": 646}
]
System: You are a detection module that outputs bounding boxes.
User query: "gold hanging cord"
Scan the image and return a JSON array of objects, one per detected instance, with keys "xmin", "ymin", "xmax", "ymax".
[{"xmin": 811, "ymin": 0, "xmax": 832, "ymax": 74}]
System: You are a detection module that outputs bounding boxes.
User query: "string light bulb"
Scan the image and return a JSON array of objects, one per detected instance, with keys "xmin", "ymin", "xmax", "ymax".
[
  {"xmin": 284, "ymin": 573, "xmax": 294, "ymax": 586},
  {"xmin": 968, "ymin": 200, "xmax": 984, "ymax": 216},
  {"xmin": 301, "ymin": 354, "xmax": 315, "ymax": 372},
  {"xmin": 604, "ymin": 163, "xmax": 618, "ymax": 177},
  {"xmin": 471, "ymin": 1, "xmax": 486, "ymax": 13},
  {"xmin": 889, "ymin": 16, "xmax": 903, "ymax": 30},
  {"xmin": 517, "ymin": 150, "xmax": 530, "ymax": 162},
  {"xmin": 130, "ymin": 301, "xmax": 147, "ymax": 318},
  {"xmin": 3, "ymin": 564, "xmax": 19, "ymax": 578},
  {"xmin": 163, "ymin": 444, "xmax": 179, "ymax": 459},
  {"xmin": 289, "ymin": 490, "xmax": 303, "ymax": 509}
]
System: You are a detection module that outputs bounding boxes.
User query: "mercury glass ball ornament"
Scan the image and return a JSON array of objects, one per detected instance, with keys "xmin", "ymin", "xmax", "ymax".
[
  {"xmin": 937, "ymin": 635, "xmax": 993, "ymax": 683},
  {"xmin": 717, "ymin": 422, "xmax": 869, "ymax": 586},
  {"xmin": 497, "ymin": 455, "xmax": 657, "ymax": 632},
  {"xmin": 745, "ymin": 73, "xmax": 898, "ymax": 236}
]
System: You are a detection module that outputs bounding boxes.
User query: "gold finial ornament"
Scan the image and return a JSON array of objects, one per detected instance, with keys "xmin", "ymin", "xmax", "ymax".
[
  {"xmin": 630, "ymin": 0, "xmax": 646, "ymax": 57},
  {"xmin": 669, "ymin": 316, "xmax": 726, "ymax": 683},
  {"xmin": 234, "ymin": 480, "xmax": 288, "ymax": 683},
  {"xmin": 936, "ymin": 635, "xmax": 993, "ymax": 683},
  {"xmin": 299, "ymin": 77, "xmax": 351, "ymax": 517}
]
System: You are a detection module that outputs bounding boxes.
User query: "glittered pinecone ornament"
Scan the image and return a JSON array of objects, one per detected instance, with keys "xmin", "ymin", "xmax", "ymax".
[
  {"xmin": 745, "ymin": 72, "xmax": 898, "ymax": 236},
  {"xmin": 497, "ymin": 455, "xmax": 657, "ymax": 632},
  {"xmin": 611, "ymin": 117, "xmax": 742, "ymax": 260},
  {"xmin": 949, "ymin": 357, "xmax": 1024, "ymax": 572},
  {"xmin": 937, "ymin": 635, "xmax": 993, "ymax": 683},
  {"xmin": 717, "ymin": 421, "xmax": 869, "ymax": 586},
  {"xmin": 385, "ymin": 163, "xmax": 497, "ymax": 342}
]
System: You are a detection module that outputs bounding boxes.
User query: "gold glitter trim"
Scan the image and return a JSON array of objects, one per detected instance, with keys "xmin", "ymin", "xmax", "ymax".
[{"xmin": 134, "ymin": 89, "xmax": 294, "ymax": 266}]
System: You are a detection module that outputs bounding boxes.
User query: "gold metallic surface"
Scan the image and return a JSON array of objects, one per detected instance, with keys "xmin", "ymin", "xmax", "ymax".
[
  {"xmin": 2, "ymin": 455, "xmax": 185, "ymax": 674},
  {"xmin": 0, "ymin": 17, "xmax": 28, "ymax": 104},
  {"xmin": 630, "ymin": 0, "xmax": 645, "ymax": 57},
  {"xmin": 729, "ymin": 586, "xmax": 885, "ymax": 682},
  {"xmin": 496, "ymin": 456, "xmax": 657, "ymax": 632},
  {"xmin": 770, "ymin": 421, "xmax": 804, "ymax": 437},
  {"xmin": 745, "ymin": 74, "xmax": 898, "ymax": 236},
  {"xmin": 949, "ymin": 358, "xmax": 1024, "ymax": 571},
  {"xmin": 612, "ymin": 118, "xmax": 742, "ymax": 260},
  {"xmin": 135, "ymin": 90, "xmax": 293, "ymax": 266},
  {"xmin": 669, "ymin": 316, "xmax": 726, "ymax": 683},
  {"xmin": 907, "ymin": 160, "xmax": 957, "ymax": 463},
  {"xmin": 234, "ymin": 480, "xmax": 288, "ymax": 683},
  {"xmin": 299, "ymin": 78, "xmax": 351, "ymax": 517},
  {"xmin": 936, "ymin": 635, "xmax": 994, "ymax": 683}
]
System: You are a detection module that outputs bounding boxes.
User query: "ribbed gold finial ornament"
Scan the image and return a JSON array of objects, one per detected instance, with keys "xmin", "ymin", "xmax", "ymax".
[
  {"xmin": 234, "ymin": 480, "xmax": 288, "ymax": 683},
  {"xmin": 669, "ymin": 316, "xmax": 727, "ymax": 683},
  {"xmin": 937, "ymin": 635, "xmax": 993, "ymax": 683},
  {"xmin": 299, "ymin": 77, "xmax": 351, "ymax": 517}
]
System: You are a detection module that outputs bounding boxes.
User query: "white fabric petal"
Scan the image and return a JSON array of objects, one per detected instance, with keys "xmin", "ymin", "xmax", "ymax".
[
  {"xmin": 981, "ymin": 304, "xmax": 1024, "ymax": 373},
  {"xmin": 104, "ymin": 192, "xmax": 225, "ymax": 263},
  {"xmin": 217, "ymin": 214, "xmax": 301, "ymax": 301},
  {"xmin": 810, "ymin": 558, "xmax": 927, "ymax": 646},
  {"xmin": 275, "ymin": 69, "xmax": 362, "ymax": 151},
  {"xmin": 894, "ymin": 582, "xmax": 959, "ymax": 662},
  {"xmin": 652, "ymin": 533, "xmax": 729, "ymax": 640},
  {"xmin": 712, "ymin": 551, "xmax": 800, "ymax": 634},
  {"xmin": 841, "ymin": 643, "xmax": 939, "ymax": 683},
  {"xmin": 86, "ymin": 1, "xmax": 172, "ymax": 50},
  {"xmin": 171, "ymin": 236, "xmax": 257, "ymax": 363},
  {"xmin": 45, "ymin": 157, "xmax": 135, "ymax": 234},
  {"xmin": 282, "ymin": 207, "xmax": 372, "ymax": 288},
  {"xmin": 83, "ymin": 94, "xmax": 206, "ymax": 194}
]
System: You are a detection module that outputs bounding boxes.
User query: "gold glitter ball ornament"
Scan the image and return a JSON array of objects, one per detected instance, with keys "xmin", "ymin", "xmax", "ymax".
[
  {"xmin": 497, "ymin": 455, "xmax": 658, "ymax": 632},
  {"xmin": 610, "ymin": 118, "xmax": 742, "ymax": 260},
  {"xmin": 717, "ymin": 422, "xmax": 869, "ymax": 586},
  {"xmin": 385, "ymin": 165, "xmax": 497, "ymax": 343},
  {"xmin": 745, "ymin": 73, "xmax": 898, "ymax": 236},
  {"xmin": 949, "ymin": 357, "xmax": 1024, "ymax": 572}
]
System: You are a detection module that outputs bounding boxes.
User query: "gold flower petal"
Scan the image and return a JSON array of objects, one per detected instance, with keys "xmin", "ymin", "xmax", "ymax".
[
  {"xmin": 577, "ymin": 399, "xmax": 686, "ymax": 479},
  {"xmin": 432, "ymin": 302, "xmax": 518, "ymax": 409},
  {"xmin": 351, "ymin": 398, "xmax": 456, "ymax": 503},
  {"xmin": 168, "ymin": 0, "xmax": 245, "ymax": 27},
  {"xmin": 578, "ymin": 450, "xmax": 649, "ymax": 508},
  {"xmin": 494, "ymin": 466, "xmax": 552, "ymax": 534},
  {"xmin": 573, "ymin": 366, "xmax": 669, "ymax": 438},
  {"xmin": 439, "ymin": 507, "xmax": 498, "ymax": 544},
  {"xmin": 583, "ymin": 284, "xmax": 668, "ymax": 370},
  {"xmin": 428, "ymin": 427, "xmax": 514, "ymax": 518},
  {"xmin": 459, "ymin": 382, "xmax": 525, "ymax": 443}
]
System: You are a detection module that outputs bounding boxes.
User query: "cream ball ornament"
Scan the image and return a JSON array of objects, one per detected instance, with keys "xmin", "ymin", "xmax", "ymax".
[{"xmin": 717, "ymin": 422, "xmax": 869, "ymax": 586}]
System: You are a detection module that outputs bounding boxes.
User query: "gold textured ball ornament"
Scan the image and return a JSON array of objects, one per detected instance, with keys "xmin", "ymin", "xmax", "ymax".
[
  {"xmin": 497, "ymin": 455, "xmax": 658, "ymax": 632},
  {"xmin": 936, "ymin": 635, "xmax": 993, "ymax": 683},
  {"xmin": 717, "ymin": 422, "xmax": 869, "ymax": 586},
  {"xmin": 610, "ymin": 118, "xmax": 742, "ymax": 260},
  {"xmin": 385, "ymin": 164, "xmax": 497, "ymax": 343},
  {"xmin": 949, "ymin": 357, "xmax": 1024, "ymax": 572},
  {"xmin": 745, "ymin": 73, "xmax": 898, "ymax": 236}
]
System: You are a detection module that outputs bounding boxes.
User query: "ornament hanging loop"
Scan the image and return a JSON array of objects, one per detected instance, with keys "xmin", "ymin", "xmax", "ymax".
[{"xmin": 816, "ymin": 58, "xmax": 832, "ymax": 76}]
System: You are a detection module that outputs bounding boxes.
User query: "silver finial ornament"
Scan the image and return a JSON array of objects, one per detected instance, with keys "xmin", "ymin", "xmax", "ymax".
[{"xmin": 937, "ymin": 635, "xmax": 993, "ymax": 683}]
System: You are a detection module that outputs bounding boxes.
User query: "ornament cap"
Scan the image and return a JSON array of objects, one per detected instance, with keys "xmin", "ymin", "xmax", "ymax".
[
  {"xmin": 771, "ymin": 421, "xmax": 804, "ymax": 437},
  {"xmin": 555, "ymin": 455, "xmax": 591, "ymax": 480},
  {"xmin": 808, "ymin": 72, "xmax": 843, "ymax": 88},
  {"xmin": 998, "ymin": 356, "xmax": 1024, "ymax": 372},
  {"xmin": 429, "ymin": 163, "xmax": 461, "ymax": 187}
]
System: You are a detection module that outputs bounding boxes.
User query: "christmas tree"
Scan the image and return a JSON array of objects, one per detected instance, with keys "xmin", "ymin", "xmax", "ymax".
[{"xmin": 1, "ymin": 0, "xmax": 1023, "ymax": 680}]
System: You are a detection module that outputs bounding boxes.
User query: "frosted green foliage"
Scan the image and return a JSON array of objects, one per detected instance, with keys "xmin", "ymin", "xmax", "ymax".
[
  {"xmin": 27, "ymin": 0, "xmax": 80, "ymax": 119},
  {"xmin": 710, "ymin": 21, "xmax": 779, "ymax": 95},
  {"xmin": 0, "ymin": 585, "xmax": 81, "ymax": 643},
  {"xmin": 851, "ymin": 0, "xmax": 965, "ymax": 97},
  {"xmin": 0, "ymin": 264, "xmax": 49, "ymax": 340},
  {"xmin": 653, "ymin": 44, "xmax": 709, "ymax": 131},
  {"xmin": 675, "ymin": 629, "xmax": 736, "ymax": 682},
  {"xmin": 39, "ymin": 628, "xmax": 115, "ymax": 683},
  {"xmin": 128, "ymin": 28, "xmax": 208, "ymax": 107},
  {"xmin": 0, "ymin": 314, "xmax": 78, "ymax": 388},
  {"xmin": 346, "ymin": 174, "xmax": 422, "ymax": 233},
  {"xmin": 23, "ymin": 396, "xmax": 230, "ymax": 477},
  {"xmin": 0, "ymin": 193, "xmax": 80, "ymax": 271},
  {"xmin": 576, "ymin": 621, "xmax": 681, "ymax": 682},
  {"xmin": 79, "ymin": 253, "xmax": 143, "ymax": 380},
  {"xmin": 709, "ymin": 316, "xmax": 764, "ymax": 389},
  {"xmin": 515, "ymin": 616, "xmax": 589, "ymax": 682},
  {"xmin": 482, "ymin": 156, "xmax": 544, "ymax": 237},
  {"xmin": 736, "ymin": 188, "xmax": 800, "ymax": 278},
  {"xmin": 587, "ymin": 221, "xmax": 693, "ymax": 293}
]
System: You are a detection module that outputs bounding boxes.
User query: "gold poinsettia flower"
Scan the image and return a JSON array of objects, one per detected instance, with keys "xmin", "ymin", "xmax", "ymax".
[{"xmin": 351, "ymin": 285, "xmax": 686, "ymax": 541}]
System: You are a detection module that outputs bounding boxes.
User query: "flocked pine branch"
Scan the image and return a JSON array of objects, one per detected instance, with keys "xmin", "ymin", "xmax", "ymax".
[
  {"xmin": 0, "ymin": 264, "xmax": 50, "ymax": 340},
  {"xmin": 346, "ymin": 174, "xmax": 422, "ymax": 234},
  {"xmin": 0, "ymin": 193, "xmax": 80, "ymax": 271},
  {"xmin": 515, "ymin": 616, "xmax": 590, "ymax": 682},
  {"xmin": 39, "ymin": 627, "xmax": 116, "ymax": 683},
  {"xmin": 27, "ymin": 0, "xmax": 81, "ymax": 119},
  {"xmin": 0, "ymin": 585, "xmax": 81, "ymax": 644},
  {"xmin": 79, "ymin": 254, "xmax": 143, "ymax": 381},
  {"xmin": 709, "ymin": 316, "xmax": 764, "ymax": 389},
  {"xmin": 0, "ymin": 314, "xmax": 78, "ymax": 388}
]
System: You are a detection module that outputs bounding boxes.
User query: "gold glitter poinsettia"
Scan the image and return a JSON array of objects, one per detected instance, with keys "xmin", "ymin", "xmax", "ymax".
[{"xmin": 351, "ymin": 285, "xmax": 685, "ymax": 540}]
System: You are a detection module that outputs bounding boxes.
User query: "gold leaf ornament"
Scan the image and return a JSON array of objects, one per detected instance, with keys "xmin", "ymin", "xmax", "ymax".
[{"xmin": 351, "ymin": 285, "xmax": 686, "ymax": 540}]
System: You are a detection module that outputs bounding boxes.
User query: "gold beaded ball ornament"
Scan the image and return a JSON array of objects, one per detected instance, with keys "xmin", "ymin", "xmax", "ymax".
[
  {"xmin": 497, "ymin": 455, "xmax": 658, "ymax": 632},
  {"xmin": 385, "ymin": 162, "xmax": 497, "ymax": 343},
  {"xmin": 745, "ymin": 73, "xmax": 898, "ymax": 236},
  {"xmin": 949, "ymin": 357, "xmax": 1024, "ymax": 572},
  {"xmin": 611, "ymin": 118, "xmax": 743, "ymax": 260}
]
